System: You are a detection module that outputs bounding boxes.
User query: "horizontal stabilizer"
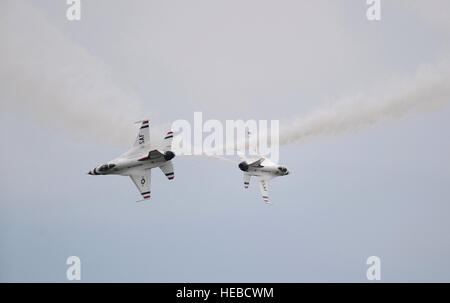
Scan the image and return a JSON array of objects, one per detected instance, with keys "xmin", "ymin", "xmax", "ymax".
[{"xmin": 159, "ymin": 161, "xmax": 174, "ymax": 180}]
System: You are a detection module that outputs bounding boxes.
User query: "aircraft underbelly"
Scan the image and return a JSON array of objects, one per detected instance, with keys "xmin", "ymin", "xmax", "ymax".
[
  {"xmin": 249, "ymin": 170, "xmax": 272, "ymax": 178},
  {"xmin": 117, "ymin": 161, "xmax": 163, "ymax": 175}
]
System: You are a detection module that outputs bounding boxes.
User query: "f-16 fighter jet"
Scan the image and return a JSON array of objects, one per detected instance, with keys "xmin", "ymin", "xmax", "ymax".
[
  {"xmin": 236, "ymin": 131, "xmax": 289, "ymax": 205},
  {"xmin": 238, "ymin": 156, "xmax": 289, "ymax": 205},
  {"xmin": 88, "ymin": 120, "xmax": 175, "ymax": 201}
]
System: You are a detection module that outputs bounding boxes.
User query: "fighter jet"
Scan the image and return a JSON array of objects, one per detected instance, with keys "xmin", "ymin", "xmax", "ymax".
[
  {"xmin": 87, "ymin": 120, "xmax": 175, "ymax": 201},
  {"xmin": 237, "ymin": 131, "xmax": 289, "ymax": 204},
  {"xmin": 238, "ymin": 156, "xmax": 289, "ymax": 204}
]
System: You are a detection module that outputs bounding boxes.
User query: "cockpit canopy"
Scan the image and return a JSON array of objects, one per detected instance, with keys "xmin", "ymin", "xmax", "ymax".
[{"xmin": 98, "ymin": 163, "xmax": 116, "ymax": 172}]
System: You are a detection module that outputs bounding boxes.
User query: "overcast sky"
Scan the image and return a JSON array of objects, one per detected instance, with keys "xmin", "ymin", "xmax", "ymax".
[{"xmin": 1, "ymin": 0, "xmax": 450, "ymax": 282}]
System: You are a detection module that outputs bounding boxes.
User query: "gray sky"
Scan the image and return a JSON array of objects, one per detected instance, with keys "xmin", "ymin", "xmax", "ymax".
[{"xmin": 1, "ymin": 0, "xmax": 450, "ymax": 282}]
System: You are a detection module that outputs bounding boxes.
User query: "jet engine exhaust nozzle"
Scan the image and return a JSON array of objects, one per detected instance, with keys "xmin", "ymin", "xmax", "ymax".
[
  {"xmin": 164, "ymin": 151, "xmax": 176, "ymax": 161},
  {"xmin": 239, "ymin": 161, "xmax": 249, "ymax": 172}
]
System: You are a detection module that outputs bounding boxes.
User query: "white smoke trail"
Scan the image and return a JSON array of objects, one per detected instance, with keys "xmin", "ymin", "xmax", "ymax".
[
  {"xmin": 2, "ymin": 1, "xmax": 449, "ymax": 153},
  {"xmin": 199, "ymin": 58, "xmax": 450, "ymax": 161},
  {"xmin": 0, "ymin": 1, "xmax": 149, "ymax": 148},
  {"xmin": 195, "ymin": 58, "xmax": 450, "ymax": 161},
  {"xmin": 182, "ymin": 154, "xmax": 238, "ymax": 165},
  {"xmin": 279, "ymin": 58, "xmax": 450, "ymax": 146}
]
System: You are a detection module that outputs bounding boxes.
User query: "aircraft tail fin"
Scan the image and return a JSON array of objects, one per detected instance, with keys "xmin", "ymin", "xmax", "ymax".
[
  {"xmin": 163, "ymin": 131, "xmax": 173, "ymax": 152},
  {"xmin": 133, "ymin": 120, "xmax": 150, "ymax": 147}
]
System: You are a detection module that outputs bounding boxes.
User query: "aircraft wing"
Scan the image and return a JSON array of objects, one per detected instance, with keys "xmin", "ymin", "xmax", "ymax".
[
  {"xmin": 159, "ymin": 161, "xmax": 174, "ymax": 180},
  {"xmin": 257, "ymin": 177, "xmax": 271, "ymax": 204},
  {"xmin": 237, "ymin": 129, "xmax": 260, "ymax": 163},
  {"xmin": 130, "ymin": 170, "xmax": 151, "ymax": 201},
  {"xmin": 133, "ymin": 120, "xmax": 150, "ymax": 148}
]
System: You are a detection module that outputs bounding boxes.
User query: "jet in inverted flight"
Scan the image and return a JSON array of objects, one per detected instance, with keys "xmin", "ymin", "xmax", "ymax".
[
  {"xmin": 238, "ymin": 156, "xmax": 289, "ymax": 204},
  {"xmin": 88, "ymin": 120, "xmax": 175, "ymax": 201},
  {"xmin": 236, "ymin": 131, "xmax": 289, "ymax": 204}
]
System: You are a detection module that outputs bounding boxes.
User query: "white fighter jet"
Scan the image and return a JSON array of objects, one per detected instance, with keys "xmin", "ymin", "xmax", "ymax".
[
  {"xmin": 87, "ymin": 120, "xmax": 175, "ymax": 201},
  {"xmin": 238, "ymin": 157, "xmax": 289, "ymax": 204},
  {"xmin": 237, "ymin": 132, "xmax": 289, "ymax": 205}
]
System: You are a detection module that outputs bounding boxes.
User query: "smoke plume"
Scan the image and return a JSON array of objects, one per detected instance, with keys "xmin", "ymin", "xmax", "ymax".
[
  {"xmin": 279, "ymin": 58, "xmax": 450, "ymax": 146},
  {"xmin": 0, "ymin": 1, "xmax": 148, "ymax": 147}
]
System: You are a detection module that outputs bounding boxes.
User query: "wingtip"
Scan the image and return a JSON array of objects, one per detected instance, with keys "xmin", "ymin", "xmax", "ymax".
[
  {"xmin": 263, "ymin": 198, "xmax": 272, "ymax": 205},
  {"xmin": 136, "ymin": 196, "xmax": 151, "ymax": 202}
]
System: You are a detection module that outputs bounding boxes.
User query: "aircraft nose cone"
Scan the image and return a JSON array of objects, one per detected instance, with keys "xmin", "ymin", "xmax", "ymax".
[{"xmin": 88, "ymin": 170, "xmax": 93, "ymax": 175}]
